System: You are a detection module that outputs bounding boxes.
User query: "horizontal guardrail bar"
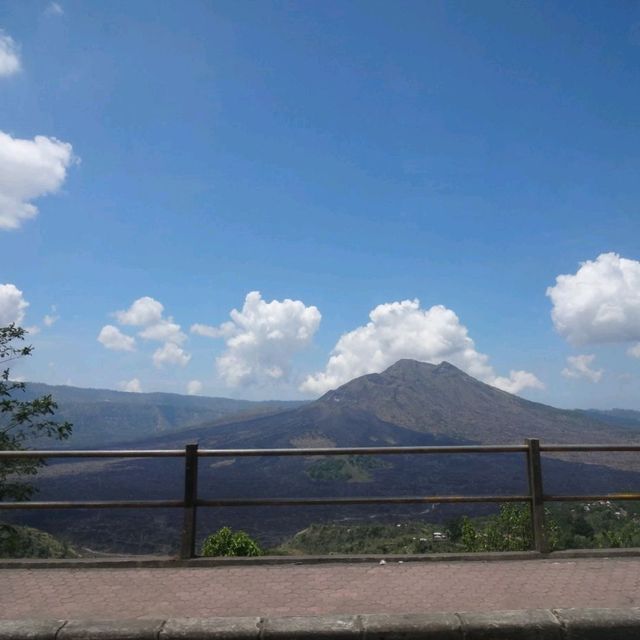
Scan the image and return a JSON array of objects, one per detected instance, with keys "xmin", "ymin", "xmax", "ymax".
[
  {"xmin": 0, "ymin": 499, "xmax": 184, "ymax": 510},
  {"xmin": 197, "ymin": 495, "xmax": 532, "ymax": 507},
  {"xmin": 0, "ymin": 450, "xmax": 185, "ymax": 459},
  {"xmin": 545, "ymin": 493, "xmax": 640, "ymax": 502},
  {"xmin": 198, "ymin": 445, "xmax": 528, "ymax": 456},
  {"xmin": 540, "ymin": 444, "xmax": 640, "ymax": 452},
  {"xmin": 0, "ymin": 444, "xmax": 528, "ymax": 460},
  {"xmin": 0, "ymin": 495, "xmax": 531, "ymax": 510},
  {"xmin": 4, "ymin": 444, "xmax": 640, "ymax": 460}
]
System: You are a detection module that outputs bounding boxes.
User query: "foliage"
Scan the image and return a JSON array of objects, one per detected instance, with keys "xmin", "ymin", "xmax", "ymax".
[
  {"xmin": 274, "ymin": 522, "xmax": 451, "ymax": 555},
  {"xmin": 550, "ymin": 501, "xmax": 640, "ymax": 549},
  {"xmin": 1, "ymin": 324, "xmax": 72, "ymax": 501},
  {"xmin": 458, "ymin": 504, "xmax": 560, "ymax": 552},
  {"xmin": 0, "ymin": 523, "xmax": 77, "ymax": 558},
  {"xmin": 200, "ymin": 527, "xmax": 263, "ymax": 557}
]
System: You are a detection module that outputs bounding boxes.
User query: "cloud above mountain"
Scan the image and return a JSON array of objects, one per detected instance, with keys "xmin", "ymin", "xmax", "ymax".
[
  {"xmin": 0, "ymin": 130, "xmax": 75, "ymax": 230},
  {"xmin": 301, "ymin": 298, "xmax": 543, "ymax": 396},
  {"xmin": 98, "ymin": 296, "xmax": 190, "ymax": 368},
  {"xmin": 547, "ymin": 253, "xmax": 640, "ymax": 347},
  {"xmin": 192, "ymin": 291, "xmax": 321, "ymax": 388}
]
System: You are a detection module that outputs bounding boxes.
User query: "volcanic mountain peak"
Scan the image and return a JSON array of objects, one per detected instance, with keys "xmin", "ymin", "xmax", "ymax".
[
  {"xmin": 314, "ymin": 358, "xmax": 635, "ymax": 445},
  {"xmin": 383, "ymin": 359, "xmax": 472, "ymax": 380},
  {"xmin": 320, "ymin": 359, "xmax": 491, "ymax": 408}
]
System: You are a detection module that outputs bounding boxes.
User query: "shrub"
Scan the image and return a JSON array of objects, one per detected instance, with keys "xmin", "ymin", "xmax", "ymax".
[{"xmin": 200, "ymin": 527, "xmax": 263, "ymax": 557}]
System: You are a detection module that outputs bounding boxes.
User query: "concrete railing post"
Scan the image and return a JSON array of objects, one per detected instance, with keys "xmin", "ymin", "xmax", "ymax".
[
  {"xmin": 180, "ymin": 443, "xmax": 199, "ymax": 559},
  {"xmin": 525, "ymin": 438, "xmax": 548, "ymax": 553}
]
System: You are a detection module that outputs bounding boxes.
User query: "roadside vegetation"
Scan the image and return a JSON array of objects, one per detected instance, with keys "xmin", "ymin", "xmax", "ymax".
[
  {"xmin": 0, "ymin": 523, "xmax": 77, "ymax": 559},
  {"xmin": 272, "ymin": 501, "xmax": 640, "ymax": 556}
]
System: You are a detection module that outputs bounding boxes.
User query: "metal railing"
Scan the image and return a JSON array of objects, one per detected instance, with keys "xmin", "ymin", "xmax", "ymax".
[{"xmin": 2, "ymin": 438, "xmax": 640, "ymax": 558}]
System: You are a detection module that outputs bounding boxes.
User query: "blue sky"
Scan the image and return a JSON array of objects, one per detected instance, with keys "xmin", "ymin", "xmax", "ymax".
[{"xmin": 1, "ymin": 0, "xmax": 639, "ymax": 408}]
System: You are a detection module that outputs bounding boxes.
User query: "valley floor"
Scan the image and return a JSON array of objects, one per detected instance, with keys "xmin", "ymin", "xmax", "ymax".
[{"xmin": 2, "ymin": 556, "xmax": 640, "ymax": 619}]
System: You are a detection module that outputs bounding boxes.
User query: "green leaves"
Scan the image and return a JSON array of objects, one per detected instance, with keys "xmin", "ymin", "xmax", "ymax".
[
  {"xmin": 1, "ymin": 323, "xmax": 72, "ymax": 501},
  {"xmin": 459, "ymin": 505, "xmax": 560, "ymax": 552},
  {"xmin": 200, "ymin": 527, "xmax": 263, "ymax": 557}
]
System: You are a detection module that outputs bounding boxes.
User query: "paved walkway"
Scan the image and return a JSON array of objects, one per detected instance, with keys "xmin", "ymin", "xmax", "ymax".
[{"xmin": 2, "ymin": 558, "xmax": 640, "ymax": 620}]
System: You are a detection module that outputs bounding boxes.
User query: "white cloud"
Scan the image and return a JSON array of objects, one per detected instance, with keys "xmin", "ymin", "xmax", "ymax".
[
  {"xmin": 106, "ymin": 298, "xmax": 190, "ymax": 366},
  {"xmin": 191, "ymin": 323, "xmax": 223, "ymax": 338},
  {"xmin": 0, "ymin": 32, "xmax": 20, "ymax": 77},
  {"xmin": 45, "ymin": 2, "xmax": 64, "ymax": 16},
  {"xmin": 491, "ymin": 370, "xmax": 546, "ymax": 394},
  {"xmin": 153, "ymin": 342, "xmax": 190, "ymax": 368},
  {"xmin": 195, "ymin": 291, "xmax": 321, "ymax": 387},
  {"xmin": 105, "ymin": 295, "xmax": 191, "ymax": 368},
  {"xmin": 186, "ymin": 379, "xmax": 203, "ymax": 395},
  {"xmin": 628, "ymin": 343, "xmax": 640, "ymax": 359},
  {"xmin": 97, "ymin": 325, "xmax": 136, "ymax": 352},
  {"xmin": 301, "ymin": 298, "xmax": 543, "ymax": 396},
  {"xmin": 0, "ymin": 283, "xmax": 29, "ymax": 325},
  {"xmin": 139, "ymin": 319, "xmax": 186, "ymax": 344},
  {"xmin": 561, "ymin": 354, "xmax": 603, "ymax": 383},
  {"xmin": 547, "ymin": 253, "xmax": 640, "ymax": 346},
  {"xmin": 120, "ymin": 378, "xmax": 142, "ymax": 393},
  {"xmin": 115, "ymin": 296, "xmax": 164, "ymax": 326},
  {"xmin": 0, "ymin": 130, "xmax": 75, "ymax": 230}
]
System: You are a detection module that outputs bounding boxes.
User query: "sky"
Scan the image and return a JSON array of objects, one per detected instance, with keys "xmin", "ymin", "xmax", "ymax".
[{"xmin": 1, "ymin": 0, "xmax": 640, "ymax": 409}]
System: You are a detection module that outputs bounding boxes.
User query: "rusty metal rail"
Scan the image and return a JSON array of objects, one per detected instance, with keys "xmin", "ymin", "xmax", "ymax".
[{"xmin": 1, "ymin": 439, "xmax": 638, "ymax": 558}]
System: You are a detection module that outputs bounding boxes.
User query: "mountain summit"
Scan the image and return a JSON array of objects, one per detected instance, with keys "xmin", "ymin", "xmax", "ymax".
[{"xmin": 314, "ymin": 359, "xmax": 617, "ymax": 444}]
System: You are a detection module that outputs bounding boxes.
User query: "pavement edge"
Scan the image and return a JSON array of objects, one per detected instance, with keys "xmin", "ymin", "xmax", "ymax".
[{"xmin": 3, "ymin": 609, "xmax": 640, "ymax": 639}]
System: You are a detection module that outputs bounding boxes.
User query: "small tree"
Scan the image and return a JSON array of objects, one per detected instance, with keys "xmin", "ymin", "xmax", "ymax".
[
  {"xmin": 460, "ymin": 505, "xmax": 559, "ymax": 552},
  {"xmin": 201, "ymin": 527, "xmax": 263, "ymax": 557},
  {"xmin": 1, "ymin": 324, "xmax": 72, "ymax": 501}
]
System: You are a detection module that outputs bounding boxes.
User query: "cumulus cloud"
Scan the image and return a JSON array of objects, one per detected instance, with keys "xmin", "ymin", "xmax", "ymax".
[
  {"xmin": 628, "ymin": 343, "xmax": 640, "ymax": 359},
  {"xmin": 139, "ymin": 319, "xmax": 186, "ymax": 344},
  {"xmin": 301, "ymin": 298, "xmax": 543, "ymax": 396},
  {"xmin": 115, "ymin": 297, "xmax": 164, "ymax": 326},
  {"xmin": 191, "ymin": 323, "xmax": 222, "ymax": 338},
  {"xmin": 153, "ymin": 342, "xmax": 190, "ymax": 368},
  {"xmin": 0, "ymin": 130, "xmax": 75, "ymax": 230},
  {"xmin": 547, "ymin": 253, "xmax": 640, "ymax": 347},
  {"xmin": 193, "ymin": 291, "xmax": 321, "ymax": 387},
  {"xmin": 187, "ymin": 379, "xmax": 203, "ymax": 396},
  {"xmin": 561, "ymin": 354, "xmax": 603, "ymax": 383},
  {"xmin": 0, "ymin": 32, "xmax": 20, "ymax": 77},
  {"xmin": 120, "ymin": 378, "xmax": 142, "ymax": 393},
  {"xmin": 103, "ymin": 296, "xmax": 190, "ymax": 368},
  {"xmin": 97, "ymin": 325, "xmax": 136, "ymax": 352},
  {"xmin": 99, "ymin": 296, "xmax": 190, "ymax": 367},
  {"xmin": 0, "ymin": 283, "xmax": 29, "ymax": 325}
]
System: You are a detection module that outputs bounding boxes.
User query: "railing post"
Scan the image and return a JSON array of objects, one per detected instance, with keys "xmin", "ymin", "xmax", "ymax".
[
  {"xmin": 180, "ymin": 443, "xmax": 199, "ymax": 559},
  {"xmin": 525, "ymin": 438, "xmax": 548, "ymax": 553}
]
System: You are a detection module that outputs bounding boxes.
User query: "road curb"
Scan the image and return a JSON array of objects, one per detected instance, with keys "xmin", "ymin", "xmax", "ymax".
[
  {"xmin": 3, "ymin": 609, "xmax": 640, "ymax": 640},
  {"xmin": 3, "ymin": 547, "xmax": 640, "ymax": 570}
]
